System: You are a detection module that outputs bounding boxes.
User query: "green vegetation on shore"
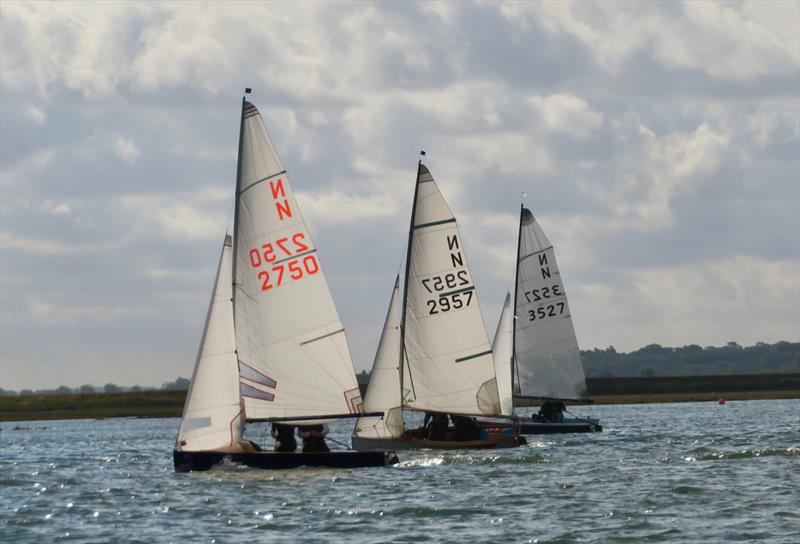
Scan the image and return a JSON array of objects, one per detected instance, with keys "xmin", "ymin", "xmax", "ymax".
[{"xmin": 2, "ymin": 375, "xmax": 798, "ymax": 422}]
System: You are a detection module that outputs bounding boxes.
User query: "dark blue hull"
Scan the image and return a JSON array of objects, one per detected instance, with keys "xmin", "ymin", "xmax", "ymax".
[{"xmin": 173, "ymin": 449, "xmax": 399, "ymax": 472}]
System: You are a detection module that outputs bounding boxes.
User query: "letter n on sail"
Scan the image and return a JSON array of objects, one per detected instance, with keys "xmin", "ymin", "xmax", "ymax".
[{"xmin": 238, "ymin": 359, "xmax": 277, "ymax": 402}]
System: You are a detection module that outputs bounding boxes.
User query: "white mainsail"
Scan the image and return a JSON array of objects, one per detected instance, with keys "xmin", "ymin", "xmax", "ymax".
[
  {"xmin": 491, "ymin": 292, "xmax": 514, "ymax": 416},
  {"xmin": 514, "ymin": 207, "xmax": 587, "ymax": 400},
  {"xmin": 354, "ymin": 276, "xmax": 404, "ymax": 439},
  {"xmin": 177, "ymin": 235, "xmax": 243, "ymax": 451},
  {"xmin": 402, "ymin": 164, "xmax": 500, "ymax": 415},
  {"xmin": 232, "ymin": 101, "xmax": 362, "ymax": 421}
]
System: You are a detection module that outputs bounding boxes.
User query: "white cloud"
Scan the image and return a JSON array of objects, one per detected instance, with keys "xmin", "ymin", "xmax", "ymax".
[
  {"xmin": 112, "ymin": 135, "xmax": 141, "ymax": 163},
  {"xmin": 0, "ymin": 148, "xmax": 54, "ymax": 187},
  {"xmin": 572, "ymin": 256, "xmax": 800, "ymax": 351},
  {"xmin": 27, "ymin": 299, "xmax": 156, "ymax": 326},
  {"xmin": 502, "ymin": 1, "xmax": 799, "ymax": 80},
  {"xmin": 116, "ymin": 190, "xmax": 229, "ymax": 241},
  {"xmin": 296, "ymin": 190, "xmax": 402, "ymax": 226},
  {"xmin": 529, "ymin": 93, "xmax": 603, "ymax": 139},
  {"xmin": 0, "ymin": 231, "xmax": 123, "ymax": 255},
  {"xmin": 26, "ymin": 105, "xmax": 46, "ymax": 124}
]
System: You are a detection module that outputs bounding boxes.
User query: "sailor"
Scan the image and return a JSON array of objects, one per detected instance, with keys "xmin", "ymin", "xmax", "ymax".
[
  {"xmin": 451, "ymin": 415, "xmax": 480, "ymax": 441},
  {"xmin": 552, "ymin": 401, "xmax": 565, "ymax": 423},
  {"xmin": 539, "ymin": 401, "xmax": 554, "ymax": 422},
  {"xmin": 298, "ymin": 423, "xmax": 330, "ymax": 453},
  {"xmin": 271, "ymin": 423, "xmax": 297, "ymax": 452},
  {"xmin": 427, "ymin": 413, "xmax": 449, "ymax": 441}
]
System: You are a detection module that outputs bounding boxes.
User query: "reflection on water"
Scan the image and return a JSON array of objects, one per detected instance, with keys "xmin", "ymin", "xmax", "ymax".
[{"xmin": 1, "ymin": 399, "xmax": 798, "ymax": 543}]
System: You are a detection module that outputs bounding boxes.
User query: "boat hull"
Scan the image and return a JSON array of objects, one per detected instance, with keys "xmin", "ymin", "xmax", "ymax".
[
  {"xmin": 173, "ymin": 449, "xmax": 399, "ymax": 472},
  {"xmin": 476, "ymin": 416, "xmax": 602, "ymax": 434},
  {"xmin": 351, "ymin": 433, "xmax": 527, "ymax": 451}
]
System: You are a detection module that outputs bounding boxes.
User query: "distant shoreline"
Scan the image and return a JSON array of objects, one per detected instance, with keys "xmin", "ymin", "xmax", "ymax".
[{"xmin": 1, "ymin": 379, "xmax": 798, "ymax": 422}]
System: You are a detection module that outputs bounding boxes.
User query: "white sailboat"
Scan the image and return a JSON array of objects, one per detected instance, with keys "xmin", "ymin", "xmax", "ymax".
[
  {"xmin": 174, "ymin": 93, "xmax": 398, "ymax": 471},
  {"xmin": 478, "ymin": 205, "xmax": 601, "ymax": 434},
  {"xmin": 352, "ymin": 161, "xmax": 526, "ymax": 450}
]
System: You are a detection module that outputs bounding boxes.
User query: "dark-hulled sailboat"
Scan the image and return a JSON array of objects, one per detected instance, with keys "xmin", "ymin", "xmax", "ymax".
[
  {"xmin": 174, "ymin": 93, "xmax": 398, "ymax": 471},
  {"xmin": 477, "ymin": 205, "xmax": 601, "ymax": 434},
  {"xmin": 352, "ymin": 161, "xmax": 526, "ymax": 450}
]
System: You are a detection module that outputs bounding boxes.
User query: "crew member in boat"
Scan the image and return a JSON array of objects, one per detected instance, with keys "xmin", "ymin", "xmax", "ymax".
[
  {"xmin": 271, "ymin": 423, "xmax": 297, "ymax": 452},
  {"xmin": 451, "ymin": 415, "xmax": 480, "ymax": 441},
  {"xmin": 298, "ymin": 424, "xmax": 330, "ymax": 452},
  {"xmin": 539, "ymin": 401, "xmax": 565, "ymax": 423},
  {"xmin": 425, "ymin": 413, "xmax": 449, "ymax": 441}
]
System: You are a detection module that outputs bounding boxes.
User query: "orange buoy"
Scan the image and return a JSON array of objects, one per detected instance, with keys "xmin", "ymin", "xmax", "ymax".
[{"xmin": 718, "ymin": 399, "xmax": 726, "ymax": 405}]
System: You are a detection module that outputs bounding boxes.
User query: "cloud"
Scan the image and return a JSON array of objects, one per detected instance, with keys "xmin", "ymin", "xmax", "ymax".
[
  {"xmin": 0, "ymin": 1, "xmax": 797, "ymax": 389},
  {"xmin": 502, "ymin": 1, "xmax": 799, "ymax": 80},
  {"xmin": 529, "ymin": 93, "xmax": 603, "ymax": 139},
  {"xmin": 112, "ymin": 135, "xmax": 141, "ymax": 163},
  {"xmin": 572, "ymin": 255, "xmax": 800, "ymax": 350}
]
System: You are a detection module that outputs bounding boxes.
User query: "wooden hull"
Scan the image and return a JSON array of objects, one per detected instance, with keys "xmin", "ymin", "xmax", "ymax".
[
  {"xmin": 351, "ymin": 432, "xmax": 527, "ymax": 451},
  {"xmin": 173, "ymin": 449, "xmax": 399, "ymax": 472},
  {"xmin": 476, "ymin": 416, "xmax": 602, "ymax": 434}
]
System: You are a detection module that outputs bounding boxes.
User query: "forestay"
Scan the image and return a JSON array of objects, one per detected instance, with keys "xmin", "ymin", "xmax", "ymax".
[
  {"xmin": 177, "ymin": 235, "xmax": 243, "ymax": 451},
  {"xmin": 514, "ymin": 207, "xmax": 587, "ymax": 400},
  {"xmin": 232, "ymin": 101, "xmax": 362, "ymax": 421},
  {"xmin": 354, "ymin": 276, "xmax": 404, "ymax": 439},
  {"xmin": 403, "ymin": 164, "xmax": 500, "ymax": 415},
  {"xmin": 491, "ymin": 292, "xmax": 514, "ymax": 416}
]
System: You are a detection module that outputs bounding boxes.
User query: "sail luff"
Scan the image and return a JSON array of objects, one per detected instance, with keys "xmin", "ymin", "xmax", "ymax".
[
  {"xmin": 511, "ymin": 203, "xmax": 524, "ymax": 395},
  {"xmin": 231, "ymin": 94, "xmax": 247, "ymax": 354},
  {"xmin": 398, "ymin": 161, "xmax": 423, "ymax": 404}
]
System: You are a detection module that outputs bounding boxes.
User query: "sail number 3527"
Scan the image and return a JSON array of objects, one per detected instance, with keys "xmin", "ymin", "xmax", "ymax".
[
  {"xmin": 528, "ymin": 302, "xmax": 565, "ymax": 321},
  {"xmin": 248, "ymin": 233, "xmax": 319, "ymax": 291}
]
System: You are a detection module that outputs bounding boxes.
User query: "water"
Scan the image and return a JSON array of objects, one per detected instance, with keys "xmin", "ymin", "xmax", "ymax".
[{"xmin": 2, "ymin": 400, "xmax": 798, "ymax": 543}]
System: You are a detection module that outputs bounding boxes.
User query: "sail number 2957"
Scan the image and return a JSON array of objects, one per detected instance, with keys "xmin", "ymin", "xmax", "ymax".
[
  {"xmin": 421, "ymin": 271, "xmax": 474, "ymax": 315},
  {"xmin": 248, "ymin": 232, "xmax": 319, "ymax": 291}
]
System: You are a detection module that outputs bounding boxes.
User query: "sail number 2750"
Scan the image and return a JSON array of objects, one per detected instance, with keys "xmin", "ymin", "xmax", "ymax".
[{"xmin": 248, "ymin": 232, "xmax": 319, "ymax": 291}]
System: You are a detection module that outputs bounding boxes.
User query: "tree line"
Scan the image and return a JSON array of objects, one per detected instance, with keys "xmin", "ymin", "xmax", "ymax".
[
  {"xmin": 3, "ymin": 340, "xmax": 797, "ymax": 396},
  {"xmin": 0, "ymin": 377, "xmax": 190, "ymax": 397}
]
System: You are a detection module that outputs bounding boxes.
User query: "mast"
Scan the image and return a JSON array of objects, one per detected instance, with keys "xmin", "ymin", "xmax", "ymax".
[
  {"xmin": 230, "ymin": 89, "xmax": 250, "ymax": 336},
  {"xmin": 511, "ymin": 203, "xmax": 524, "ymax": 396},
  {"xmin": 398, "ymin": 156, "xmax": 423, "ymax": 404}
]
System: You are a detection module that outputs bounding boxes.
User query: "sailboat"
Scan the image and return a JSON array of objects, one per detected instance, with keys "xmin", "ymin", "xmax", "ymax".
[
  {"xmin": 352, "ymin": 161, "xmax": 526, "ymax": 450},
  {"xmin": 477, "ymin": 205, "xmax": 601, "ymax": 434},
  {"xmin": 173, "ymin": 93, "xmax": 399, "ymax": 471}
]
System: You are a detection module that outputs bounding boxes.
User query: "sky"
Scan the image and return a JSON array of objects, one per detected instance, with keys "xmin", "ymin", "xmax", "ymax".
[{"xmin": 1, "ymin": 1, "xmax": 798, "ymax": 390}]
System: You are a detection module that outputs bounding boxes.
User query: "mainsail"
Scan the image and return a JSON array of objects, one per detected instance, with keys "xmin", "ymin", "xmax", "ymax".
[
  {"xmin": 354, "ymin": 276, "xmax": 404, "ymax": 439},
  {"xmin": 514, "ymin": 207, "xmax": 587, "ymax": 400},
  {"xmin": 232, "ymin": 100, "xmax": 362, "ymax": 421},
  {"xmin": 401, "ymin": 163, "xmax": 500, "ymax": 415},
  {"xmin": 491, "ymin": 292, "xmax": 514, "ymax": 416},
  {"xmin": 177, "ymin": 235, "xmax": 243, "ymax": 451}
]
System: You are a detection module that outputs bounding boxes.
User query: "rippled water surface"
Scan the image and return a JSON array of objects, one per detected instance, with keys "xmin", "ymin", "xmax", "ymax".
[{"xmin": 2, "ymin": 400, "xmax": 799, "ymax": 543}]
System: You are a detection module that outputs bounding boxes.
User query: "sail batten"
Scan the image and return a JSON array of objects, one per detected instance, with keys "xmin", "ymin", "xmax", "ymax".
[{"xmin": 513, "ymin": 207, "xmax": 588, "ymax": 400}]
